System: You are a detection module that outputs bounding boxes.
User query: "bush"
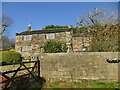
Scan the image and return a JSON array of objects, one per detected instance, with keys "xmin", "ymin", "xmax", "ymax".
[
  {"xmin": 0, "ymin": 51, "xmax": 22, "ymax": 62},
  {"xmin": 44, "ymin": 40, "xmax": 68, "ymax": 53},
  {"xmin": 9, "ymin": 49, "xmax": 15, "ymax": 51}
]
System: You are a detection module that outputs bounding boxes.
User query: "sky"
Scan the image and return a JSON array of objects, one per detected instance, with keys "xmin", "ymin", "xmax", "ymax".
[
  {"xmin": 2, "ymin": 2, "xmax": 118, "ymax": 38},
  {"xmin": 2, "ymin": 0, "xmax": 120, "ymax": 2}
]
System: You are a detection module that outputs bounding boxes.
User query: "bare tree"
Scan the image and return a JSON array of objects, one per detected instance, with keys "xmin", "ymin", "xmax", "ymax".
[
  {"xmin": 0, "ymin": 15, "xmax": 12, "ymax": 38},
  {"xmin": 75, "ymin": 8, "xmax": 119, "ymax": 52},
  {"xmin": 1, "ymin": 36, "xmax": 15, "ymax": 50},
  {"xmin": 0, "ymin": 15, "xmax": 13, "ymax": 50},
  {"xmin": 76, "ymin": 8, "xmax": 118, "ymax": 28}
]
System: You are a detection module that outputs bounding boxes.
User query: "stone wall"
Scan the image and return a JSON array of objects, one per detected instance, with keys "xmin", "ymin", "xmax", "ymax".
[
  {"xmin": 72, "ymin": 35, "xmax": 91, "ymax": 52},
  {"xmin": 38, "ymin": 52, "xmax": 119, "ymax": 82}
]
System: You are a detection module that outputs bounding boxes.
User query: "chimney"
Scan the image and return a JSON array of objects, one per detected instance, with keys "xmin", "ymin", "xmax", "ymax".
[
  {"xmin": 27, "ymin": 24, "xmax": 31, "ymax": 31},
  {"xmin": 68, "ymin": 25, "xmax": 72, "ymax": 29},
  {"xmin": 68, "ymin": 25, "xmax": 73, "ymax": 34}
]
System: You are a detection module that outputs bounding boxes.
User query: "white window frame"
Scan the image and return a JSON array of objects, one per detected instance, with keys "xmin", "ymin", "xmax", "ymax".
[
  {"xmin": 21, "ymin": 46, "xmax": 32, "ymax": 52},
  {"xmin": 23, "ymin": 35, "xmax": 32, "ymax": 41},
  {"xmin": 46, "ymin": 34, "xmax": 55, "ymax": 39}
]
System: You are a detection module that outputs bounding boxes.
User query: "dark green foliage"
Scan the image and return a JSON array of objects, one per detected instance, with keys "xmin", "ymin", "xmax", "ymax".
[
  {"xmin": 44, "ymin": 25, "xmax": 68, "ymax": 29},
  {"xmin": 0, "ymin": 51, "xmax": 21, "ymax": 62},
  {"xmin": 44, "ymin": 40, "xmax": 68, "ymax": 53}
]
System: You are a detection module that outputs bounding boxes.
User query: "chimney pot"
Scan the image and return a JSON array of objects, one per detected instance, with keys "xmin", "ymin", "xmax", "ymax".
[{"xmin": 27, "ymin": 24, "xmax": 31, "ymax": 31}]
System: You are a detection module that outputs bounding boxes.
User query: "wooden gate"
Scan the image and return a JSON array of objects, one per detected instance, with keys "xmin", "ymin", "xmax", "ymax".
[{"xmin": 0, "ymin": 58, "xmax": 40, "ymax": 89}]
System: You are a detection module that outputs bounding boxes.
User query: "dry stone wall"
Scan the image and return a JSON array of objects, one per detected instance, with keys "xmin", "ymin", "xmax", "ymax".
[
  {"xmin": 72, "ymin": 36, "xmax": 92, "ymax": 52},
  {"xmin": 38, "ymin": 52, "xmax": 119, "ymax": 82}
]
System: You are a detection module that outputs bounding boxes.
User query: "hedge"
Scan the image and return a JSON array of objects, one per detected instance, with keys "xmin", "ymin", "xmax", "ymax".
[
  {"xmin": 44, "ymin": 40, "xmax": 68, "ymax": 53},
  {"xmin": 0, "ymin": 51, "xmax": 22, "ymax": 62}
]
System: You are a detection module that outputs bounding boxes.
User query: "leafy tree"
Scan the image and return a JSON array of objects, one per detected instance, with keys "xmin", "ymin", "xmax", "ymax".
[
  {"xmin": 43, "ymin": 25, "xmax": 68, "ymax": 29},
  {"xmin": 44, "ymin": 40, "xmax": 68, "ymax": 53}
]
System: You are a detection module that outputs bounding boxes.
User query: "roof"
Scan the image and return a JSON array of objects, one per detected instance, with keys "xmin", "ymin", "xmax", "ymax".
[{"xmin": 16, "ymin": 29, "xmax": 70, "ymax": 35}]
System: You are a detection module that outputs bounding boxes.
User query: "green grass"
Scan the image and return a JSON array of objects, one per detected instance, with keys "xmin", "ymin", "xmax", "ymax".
[
  {"xmin": 3, "ymin": 77, "xmax": 119, "ymax": 89},
  {"xmin": 42, "ymin": 80, "xmax": 119, "ymax": 88},
  {"xmin": 91, "ymin": 80, "xmax": 119, "ymax": 88}
]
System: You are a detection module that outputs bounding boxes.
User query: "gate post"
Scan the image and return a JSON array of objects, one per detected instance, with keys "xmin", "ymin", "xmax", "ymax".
[{"xmin": 37, "ymin": 56, "xmax": 40, "ymax": 77}]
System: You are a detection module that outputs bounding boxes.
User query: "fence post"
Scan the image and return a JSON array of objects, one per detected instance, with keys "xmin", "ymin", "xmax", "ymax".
[{"xmin": 37, "ymin": 56, "xmax": 40, "ymax": 77}]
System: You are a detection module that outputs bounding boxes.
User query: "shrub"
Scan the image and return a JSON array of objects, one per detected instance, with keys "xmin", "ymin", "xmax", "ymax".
[
  {"xmin": 44, "ymin": 40, "xmax": 68, "ymax": 53},
  {"xmin": 9, "ymin": 49, "xmax": 15, "ymax": 51},
  {"xmin": 0, "ymin": 51, "xmax": 22, "ymax": 62}
]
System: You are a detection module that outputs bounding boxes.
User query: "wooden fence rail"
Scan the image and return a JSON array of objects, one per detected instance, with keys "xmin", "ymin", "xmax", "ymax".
[{"xmin": 0, "ymin": 59, "xmax": 40, "ymax": 89}]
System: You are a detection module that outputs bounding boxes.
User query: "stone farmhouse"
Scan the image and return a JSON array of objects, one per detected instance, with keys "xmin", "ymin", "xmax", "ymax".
[{"xmin": 15, "ymin": 25, "xmax": 91, "ymax": 56}]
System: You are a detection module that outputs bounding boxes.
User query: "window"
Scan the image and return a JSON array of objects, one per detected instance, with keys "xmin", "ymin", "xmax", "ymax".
[
  {"xmin": 46, "ymin": 34, "xmax": 55, "ymax": 39},
  {"xmin": 21, "ymin": 46, "xmax": 32, "ymax": 52},
  {"xmin": 23, "ymin": 35, "xmax": 32, "ymax": 41}
]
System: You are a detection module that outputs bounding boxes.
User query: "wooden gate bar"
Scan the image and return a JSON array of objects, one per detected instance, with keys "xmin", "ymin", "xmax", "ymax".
[
  {"xmin": 22, "ymin": 64, "xmax": 35, "ymax": 78},
  {"xmin": 0, "ymin": 59, "xmax": 40, "ymax": 89},
  {"xmin": 1, "ymin": 61, "xmax": 36, "ymax": 66},
  {"xmin": 37, "ymin": 60, "xmax": 40, "ymax": 77},
  {"xmin": 1, "ymin": 73, "xmax": 30, "ymax": 84},
  {"xmin": 3, "ymin": 67, "xmax": 33, "ymax": 75},
  {"xmin": 31, "ymin": 61, "xmax": 37, "ymax": 75}
]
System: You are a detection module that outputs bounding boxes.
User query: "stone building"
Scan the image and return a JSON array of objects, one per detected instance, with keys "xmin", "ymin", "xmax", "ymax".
[
  {"xmin": 72, "ymin": 34, "xmax": 91, "ymax": 52},
  {"xmin": 15, "ymin": 25, "xmax": 91, "ymax": 56}
]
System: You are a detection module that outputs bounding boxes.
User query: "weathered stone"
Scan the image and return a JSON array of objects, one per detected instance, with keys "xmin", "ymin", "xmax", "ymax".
[
  {"xmin": 39, "ymin": 52, "xmax": 119, "ymax": 82},
  {"xmin": 15, "ymin": 29, "xmax": 93, "ymax": 58}
]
